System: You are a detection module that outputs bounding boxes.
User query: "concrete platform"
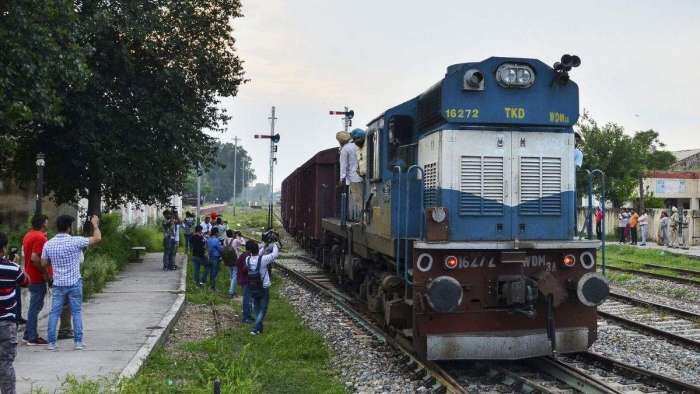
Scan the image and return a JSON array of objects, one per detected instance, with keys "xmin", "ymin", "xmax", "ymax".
[{"xmin": 14, "ymin": 253, "xmax": 186, "ymax": 393}]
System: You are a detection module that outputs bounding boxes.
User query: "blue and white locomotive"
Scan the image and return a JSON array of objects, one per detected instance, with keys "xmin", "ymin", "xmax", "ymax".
[{"xmin": 283, "ymin": 54, "xmax": 609, "ymax": 360}]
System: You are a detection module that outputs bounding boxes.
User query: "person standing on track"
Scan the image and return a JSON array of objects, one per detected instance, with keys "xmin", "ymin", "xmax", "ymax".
[
  {"xmin": 21, "ymin": 214, "xmax": 50, "ymax": 346},
  {"xmin": 41, "ymin": 215, "xmax": 102, "ymax": 351},
  {"xmin": 0, "ymin": 231, "xmax": 29, "ymax": 394}
]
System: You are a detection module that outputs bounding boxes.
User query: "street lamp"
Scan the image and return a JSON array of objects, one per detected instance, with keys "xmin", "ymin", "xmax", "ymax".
[{"xmin": 35, "ymin": 153, "xmax": 46, "ymax": 215}]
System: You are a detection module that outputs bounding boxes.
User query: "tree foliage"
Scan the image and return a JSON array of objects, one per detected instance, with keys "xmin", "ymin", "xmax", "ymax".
[
  {"xmin": 576, "ymin": 112, "xmax": 676, "ymax": 207},
  {"xmin": 5, "ymin": 1, "xmax": 245, "ymax": 212}
]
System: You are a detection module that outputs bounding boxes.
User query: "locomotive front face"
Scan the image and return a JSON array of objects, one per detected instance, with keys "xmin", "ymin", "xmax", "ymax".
[{"xmin": 412, "ymin": 247, "xmax": 607, "ymax": 360}]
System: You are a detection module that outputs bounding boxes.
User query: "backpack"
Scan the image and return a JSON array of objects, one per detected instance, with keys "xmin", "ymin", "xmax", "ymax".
[
  {"xmin": 222, "ymin": 239, "xmax": 237, "ymax": 267},
  {"xmin": 246, "ymin": 255, "xmax": 263, "ymax": 289}
]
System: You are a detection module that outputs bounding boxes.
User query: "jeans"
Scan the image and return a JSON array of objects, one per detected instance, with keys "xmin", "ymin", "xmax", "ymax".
[
  {"xmin": 228, "ymin": 266, "xmax": 238, "ymax": 295},
  {"xmin": 595, "ymin": 221, "xmax": 602, "ymax": 240},
  {"xmin": 640, "ymin": 224, "xmax": 648, "ymax": 244},
  {"xmin": 192, "ymin": 255, "xmax": 206, "ymax": 284},
  {"xmin": 184, "ymin": 234, "xmax": 193, "ymax": 253},
  {"xmin": 208, "ymin": 257, "xmax": 220, "ymax": 289},
  {"xmin": 14, "ymin": 286, "xmax": 22, "ymax": 321},
  {"xmin": 618, "ymin": 227, "xmax": 625, "ymax": 243},
  {"xmin": 47, "ymin": 280, "xmax": 83, "ymax": 344},
  {"xmin": 631, "ymin": 227, "xmax": 638, "ymax": 244},
  {"xmin": 241, "ymin": 285, "xmax": 253, "ymax": 322},
  {"xmin": 252, "ymin": 287, "xmax": 270, "ymax": 333},
  {"xmin": 162, "ymin": 238, "xmax": 177, "ymax": 269},
  {"xmin": 24, "ymin": 283, "xmax": 47, "ymax": 341},
  {"xmin": 0, "ymin": 320, "xmax": 17, "ymax": 394}
]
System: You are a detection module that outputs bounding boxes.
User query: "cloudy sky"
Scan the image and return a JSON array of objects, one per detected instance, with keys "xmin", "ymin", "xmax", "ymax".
[{"xmin": 217, "ymin": 0, "xmax": 699, "ymax": 190}]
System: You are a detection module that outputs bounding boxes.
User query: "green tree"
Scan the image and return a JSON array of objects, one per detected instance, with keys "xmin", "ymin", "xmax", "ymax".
[
  {"xmin": 0, "ymin": 1, "xmax": 89, "ymax": 171},
  {"xmin": 9, "ymin": 1, "xmax": 245, "ymax": 213},
  {"xmin": 576, "ymin": 112, "xmax": 675, "ymax": 207},
  {"xmin": 204, "ymin": 142, "xmax": 256, "ymax": 203}
]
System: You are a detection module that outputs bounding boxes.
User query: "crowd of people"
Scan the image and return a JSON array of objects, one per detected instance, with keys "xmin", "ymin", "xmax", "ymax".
[
  {"xmin": 611, "ymin": 206, "xmax": 688, "ymax": 248},
  {"xmin": 161, "ymin": 210, "xmax": 280, "ymax": 336},
  {"xmin": 1, "ymin": 213, "xmax": 102, "ymax": 393}
]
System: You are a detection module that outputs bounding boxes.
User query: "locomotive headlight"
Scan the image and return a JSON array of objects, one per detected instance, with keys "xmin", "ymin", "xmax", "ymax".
[
  {"xmin": 562, "ymin": 254, "xmax": 576, "ymax": 268},
  {"xmin": 496, "ymin": 63, "xmax": 535, "ymax": 88},
  {"xmin": 444, "ymin": 256, "xmax": 459, "ymax": 270}
]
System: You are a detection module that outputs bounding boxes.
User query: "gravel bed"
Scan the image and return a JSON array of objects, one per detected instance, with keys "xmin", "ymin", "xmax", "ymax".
[
  {"xmin": 592, "ymin": 320, "xmax": 700, "ymax": 385},
  {"xmin": 278, "ymin": 276, "xmax": 426, "ymax": 393},
  {"xmin": 609, "ymin": 275, "xmax": 700, "ymax": 311}
]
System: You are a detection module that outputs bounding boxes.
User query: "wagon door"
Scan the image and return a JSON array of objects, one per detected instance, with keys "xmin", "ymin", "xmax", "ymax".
[{"xmin": 511, "ymin": 131, "xmax": 575, "ymax": 240}]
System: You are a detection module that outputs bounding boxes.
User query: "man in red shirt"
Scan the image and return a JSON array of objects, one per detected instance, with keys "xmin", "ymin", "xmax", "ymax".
[{"xmin": 22, "ymin": 214, "xmax": 50, "ymax": 345}]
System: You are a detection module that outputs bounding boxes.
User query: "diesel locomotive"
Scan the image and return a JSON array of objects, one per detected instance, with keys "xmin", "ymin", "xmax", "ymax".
[{"xmin": 281, "ymin": 55, "xmax": 609, "ymax": 360}]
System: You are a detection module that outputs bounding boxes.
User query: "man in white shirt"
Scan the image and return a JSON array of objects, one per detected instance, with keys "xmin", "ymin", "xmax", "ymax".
[{"xmin": 337, "ymin": 130, "xmax": 364, "ymax": 222}]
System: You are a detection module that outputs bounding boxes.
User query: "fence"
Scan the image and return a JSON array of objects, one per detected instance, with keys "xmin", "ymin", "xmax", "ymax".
[{"xmin": 576, "ymin": 207, "xmax": 699, "ymax": 246}]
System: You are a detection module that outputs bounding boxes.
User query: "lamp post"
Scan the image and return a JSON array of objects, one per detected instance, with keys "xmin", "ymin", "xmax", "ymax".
[{"xmin": 35, "ymin": 153, "xmax": 46, "ymax": 215}]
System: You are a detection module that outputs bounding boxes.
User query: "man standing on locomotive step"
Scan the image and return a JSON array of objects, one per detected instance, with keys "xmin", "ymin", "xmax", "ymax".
[{"xmin": 337, "ymin": 130, "xmax": 363, "ymax": 222}]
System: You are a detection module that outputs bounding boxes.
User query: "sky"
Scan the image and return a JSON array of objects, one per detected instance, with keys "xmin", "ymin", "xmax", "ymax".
[{"xmin": 216, "ymin": 0, "xmax": 700, "ymax": 191}]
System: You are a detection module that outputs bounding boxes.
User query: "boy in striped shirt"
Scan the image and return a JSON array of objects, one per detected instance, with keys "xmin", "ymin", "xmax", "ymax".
[{"xmin": 1, "ymin": 231, "xmax": 29, "ymax": 394}]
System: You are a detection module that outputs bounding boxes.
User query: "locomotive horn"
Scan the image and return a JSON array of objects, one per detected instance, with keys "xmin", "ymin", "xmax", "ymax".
[
  {"xmin": 561, "ymin": 54, "xmax": 573, "ymax": 68},
  {"xmin": 571, "ymin": 55, "xmax": 581, "ymax": 67}
]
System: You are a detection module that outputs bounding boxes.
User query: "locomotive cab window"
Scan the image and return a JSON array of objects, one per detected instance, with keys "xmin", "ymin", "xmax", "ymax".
[
  {"xmin": 388, "ymin": 115, "xmax": 416, "ymax": 170},
  {"xmin": 367, "ymin": 123, "xmax": 381, "ymax": 182}
]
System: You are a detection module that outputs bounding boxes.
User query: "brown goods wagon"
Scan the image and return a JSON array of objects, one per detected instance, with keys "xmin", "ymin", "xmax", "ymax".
[{"xmin": 281, "ymin": 148, "xmax": 338, "ymax": 244}]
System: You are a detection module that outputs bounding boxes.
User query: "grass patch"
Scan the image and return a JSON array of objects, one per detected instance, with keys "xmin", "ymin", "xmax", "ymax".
[
  {"xmin": 62, "ymin": 252, "xmax": 346, "ymax": 393},
  {"xmin": 604, "ymin": 245, "xmax": 700, "ymax": 283},
  {"xmin": 606, "ymin": 272, "xmax": 636, "ymax": 284}
]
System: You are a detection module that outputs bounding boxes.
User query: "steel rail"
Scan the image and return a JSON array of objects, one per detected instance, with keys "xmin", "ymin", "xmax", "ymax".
[
  {"xmin": 577, "ymin": 351, "xmax": 700, "ymax": 393},
  {"xmin": 618, "ymin": 258, "xmax": 700, "ymax": 277},
  {"xmin": 274, "ymin": 259, "xmax": 468, "ymax": 394},
  {"xmin": 608, "ymin": 291, "xmax": 700, "ymax": 320},
  {"xmin": 598, "ymin": 310, "xmax": 700, "ymax": 351},
  {"xmin": 526, "ymin": 356, "xmax": 621, "ymax": 394},
  {"xmin": 605, "ymin": 265, "xmax": 700, "ymax": 286}
]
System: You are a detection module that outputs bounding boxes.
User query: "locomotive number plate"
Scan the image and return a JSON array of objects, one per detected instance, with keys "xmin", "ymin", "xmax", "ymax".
[{"xmin": 458, "ymin": 255, "xmax": 557, "ymax": 272}]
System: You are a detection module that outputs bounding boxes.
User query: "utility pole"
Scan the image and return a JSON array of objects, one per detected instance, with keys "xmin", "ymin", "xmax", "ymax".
[
  {"xmin": 254, "ymin": 106, "xmax": 280, "ymax": 230},
  {"xmin": 196, "ymin": 162, "xmax": 202, "ymax": 224},
  {"xmin": 232, "ymin": 136, "xmax": 239, "ymax": 216},
  {"xmin": 35, "ymin": 153, "xmax": 46, "ymax": 215}
]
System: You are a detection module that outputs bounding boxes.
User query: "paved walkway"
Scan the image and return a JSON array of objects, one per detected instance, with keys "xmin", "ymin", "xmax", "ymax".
[
  {"xmin": 14, "ymin": 253, "xmax": 186, "ymax": 393},
  {"xmin": 622, "ymin": 241, "xmax": 700, "ymax": 259}
]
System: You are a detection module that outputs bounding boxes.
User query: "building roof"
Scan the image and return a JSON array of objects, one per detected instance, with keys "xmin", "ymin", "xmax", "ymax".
[
  {"xmin": 646, "ymin": 170, "xmax": 700, "ymax": 179},
  {"xmin": 672, "ymin": 149, "xmax": 700, "ymax": 161}
]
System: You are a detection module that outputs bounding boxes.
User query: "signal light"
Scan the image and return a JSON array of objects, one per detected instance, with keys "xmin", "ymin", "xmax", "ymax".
[
  {"xmin": 444, "ymin": 256, "xmax": 459, "ymax": 270},
  {"xmin": 562, "ymin": 254, "xmax": 576, "ymax": 267}
]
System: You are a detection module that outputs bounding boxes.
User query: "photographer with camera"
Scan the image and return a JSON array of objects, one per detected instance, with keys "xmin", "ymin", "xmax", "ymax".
[
  {"xmin": 1, "ymin": 231, "xmax": 29, "ymax": 393},
  {"xmin": 21, "ymin": 214, "xmax": 51, "ymax": 346},
  {"xmin": 243, "ymin": 230, "xmax": 280, "ymax": 336}
]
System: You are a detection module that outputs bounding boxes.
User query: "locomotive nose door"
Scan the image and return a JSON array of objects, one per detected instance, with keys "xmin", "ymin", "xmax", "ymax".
[{"xmin": 434, "ymin": 129, "xmax": 512, "ymax": 240}]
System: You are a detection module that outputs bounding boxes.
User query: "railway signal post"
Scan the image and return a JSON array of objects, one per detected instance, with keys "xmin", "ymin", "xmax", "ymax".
[
  {"xmin": 255, "ymin": 106, "xmax": 281, "ymax": 230},
  {"xmin": 329, "ymin": 106, "xmax": 354, "ymax": 132}
]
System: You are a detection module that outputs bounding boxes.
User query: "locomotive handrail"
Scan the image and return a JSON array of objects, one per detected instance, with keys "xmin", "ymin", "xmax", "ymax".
[
  {"xmin": 586, "ymin": 169, "xmax": 607, "ymax": 275},
  {"xmin": 392, "ymin": 165, "xmax": 403, "ymax": 279},
  {"xmin": 404, "ymin": 165, "xmax": 425, "ymax": 285}
]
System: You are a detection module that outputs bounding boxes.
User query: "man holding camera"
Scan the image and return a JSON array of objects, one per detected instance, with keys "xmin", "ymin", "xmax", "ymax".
[
  {"xmin": 1, "ymin": 231, "xmax": 29, "ymax": 394},
  {"xmin": 21, "ymin": 214, "xmax": 50, "ymax": 346}
]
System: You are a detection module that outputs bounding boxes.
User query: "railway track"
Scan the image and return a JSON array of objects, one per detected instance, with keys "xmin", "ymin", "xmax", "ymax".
[
  {"xmin": 598, "ymin": 291, "xmax": 700, "ymax": 351},
  {"xmin": 606, "ymin": 264, "xmax": 700, "ymax": 286},
  {"xmin": 276, "ymin": 253, "xmax": 700, "ymax": 393}
]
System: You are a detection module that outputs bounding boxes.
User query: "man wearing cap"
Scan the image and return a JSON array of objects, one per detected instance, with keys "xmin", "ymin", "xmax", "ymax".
[{"xmin": 670, "ymin": 206, "xmax": 680, "ymax": 248}]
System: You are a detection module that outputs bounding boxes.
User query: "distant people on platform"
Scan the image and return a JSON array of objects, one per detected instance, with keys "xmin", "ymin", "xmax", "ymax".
[
  {"xmin": 594, "ymin": 207, "xmax": 604, "ymax": 240},
  {"xmin": 191, "ymin": 225, "xmax": 208, "ymax": 286},
  {"xmin": 638, "ymin": 210, "xmax": 649, "ymax": 246},
  {"xmin": 202, "ymin": 216, "xmax": 213, "ymax": 237},
  {"xmin": 41, "ymin": 214, "xmax": 102, "ymax": 351},
  {"xmin": 669, "ymin": 206, "xmax": 687, "ymax": 248},
  {"xmin": 182, "ymin": 212, "xmax": 196, "ymax": 254},
  {"xmin": 162, "ymin": 210, "xmax": 180, "ymax": 271},
  {"xmin": 241, "ymin": 231, "xmax": 280, "ymax": 335},
  {"xmin": 1, "ymin": 231, "xmax": 29, "ymax": 394},
  {"xmin": 658, "ymin": 211, "xmax": 670, "ymax": 246},
  {"xmin": 205, "ymin": 227, "xmax": 222, "ymax": 290},
  {"xmin": 617, "ymin": 208, "xmax": 630, "ymax": 244},
  {"xmin": 223, "ymin": 230, "xmax": 244, "ymax": 299},
  {"xmin": 21, "ymin": 215, "xmax": 50, "ymax": 346},
  {"xmin": 629, "ymin": 209, "xmax": 639, "ymax": 245}
]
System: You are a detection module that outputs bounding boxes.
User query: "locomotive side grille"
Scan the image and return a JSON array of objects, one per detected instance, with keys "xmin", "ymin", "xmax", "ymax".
[
  {"xmin": 459, "ymin": 156, "xmax": 504, "ymax": 215},
  {"xmin": 519, "ymin": 156, "xmax": 562, "ymax": 215},
  {"xmin": 423, "ymin": 162, "xmax": 439, "ymax": 208}
]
